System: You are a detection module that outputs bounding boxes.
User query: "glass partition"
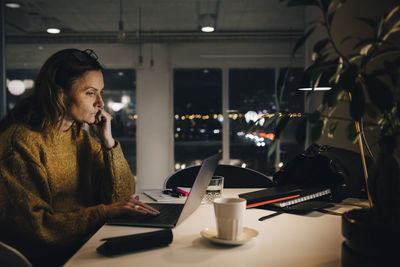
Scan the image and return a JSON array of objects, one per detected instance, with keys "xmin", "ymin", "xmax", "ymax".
[{"xmin": 173, "ymin": 68, "xmax": 222, "ymax": 170}]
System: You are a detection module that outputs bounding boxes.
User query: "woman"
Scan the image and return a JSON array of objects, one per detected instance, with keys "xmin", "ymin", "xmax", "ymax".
[{"xmin": 0, "ymin": 48, "xmax": 159, "ymax": 266}]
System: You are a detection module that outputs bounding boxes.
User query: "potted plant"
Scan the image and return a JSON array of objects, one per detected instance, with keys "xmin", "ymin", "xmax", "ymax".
[{"xmin": 272, "ymin": 0, "xmax": 400, "ymax": 265}]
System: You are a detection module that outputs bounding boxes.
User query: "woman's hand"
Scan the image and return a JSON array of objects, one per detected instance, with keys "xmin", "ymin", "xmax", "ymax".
[
  {"xmin": 103, "ymin": 196, "xmax": 160, "ymax": 218},
  {"xmin": 90, "ymin": 109, "xmax": 115, "ymax": 149}
]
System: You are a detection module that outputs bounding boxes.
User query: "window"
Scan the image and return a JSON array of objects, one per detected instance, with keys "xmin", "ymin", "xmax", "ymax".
[
  {"xmin": 6, "ymin": 69, "xmax": 38, "ymax": 111},
  {"xmin": 229, "ymin": 68, "xmax": 276, "ymax": 175},
  {"xmin": 277, "ymin": 67, "xmax": 306, "ymax": 164},
  {"xmin": 172, "ymin": 67, "xmax": 305, "ymax": 176},
  {"xmin": 173, "ymin": 68, "xmax": 222, "ymax": 170},
  {"xmin": 102, "ymin": 69, "xmax": 137, "ymax": 174}
]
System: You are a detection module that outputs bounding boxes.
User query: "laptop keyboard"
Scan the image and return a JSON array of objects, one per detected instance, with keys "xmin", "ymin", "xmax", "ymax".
[{"xmin": 148, "ymin": 203, "xmax": 184, "ymax": 221}]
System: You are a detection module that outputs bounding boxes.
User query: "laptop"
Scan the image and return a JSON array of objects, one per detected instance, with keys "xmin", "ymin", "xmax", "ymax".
[{"xmin": 107, "ymin": 153, "xmax": 221, "ymax": 228}]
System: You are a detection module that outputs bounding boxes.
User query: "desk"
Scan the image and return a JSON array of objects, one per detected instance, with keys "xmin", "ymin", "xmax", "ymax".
[{"xmin": 65, "ymin": 189, "xmax": 360, "ymax": 267}]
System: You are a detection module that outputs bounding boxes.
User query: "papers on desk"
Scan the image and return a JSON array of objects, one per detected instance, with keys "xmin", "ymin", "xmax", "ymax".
[{"xmin": 144, "ymin": 190, "xmax": 187, "ymax": 203}]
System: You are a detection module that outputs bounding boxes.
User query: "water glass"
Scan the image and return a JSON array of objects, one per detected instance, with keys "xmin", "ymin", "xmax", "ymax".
[{"xmin": 204, "ymin": 176, "xmax": 224, "ymax": 203}]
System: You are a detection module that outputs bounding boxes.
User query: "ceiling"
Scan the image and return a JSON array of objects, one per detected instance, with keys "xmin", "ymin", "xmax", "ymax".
[{"xmin": 4, "ymin": 0, "xmax": 305, "ymax": 43}]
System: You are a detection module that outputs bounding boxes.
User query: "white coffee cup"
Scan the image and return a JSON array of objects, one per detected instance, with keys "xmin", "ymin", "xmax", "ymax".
[{"xmin": 213, "ymin": 197, "xmax": 246, "ymax": 240}]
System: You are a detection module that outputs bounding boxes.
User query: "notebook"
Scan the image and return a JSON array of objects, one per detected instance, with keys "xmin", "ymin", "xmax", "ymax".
[
  {"xmin": 238, "ymin": 185, "xmax": 303, "ymax": 209},
  {"xmin": 239, "ymin": 185, "xmax": 332, "ymax": 209},
  {"xmin": 270, "ymin": 187, "xmax": 332, "ymax": 208},
  {"xmin": 107, "ymin": 153, "xmax": 221, "ymax": 228}
]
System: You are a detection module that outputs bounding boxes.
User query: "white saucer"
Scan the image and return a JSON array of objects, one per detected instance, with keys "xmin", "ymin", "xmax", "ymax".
[{"xmin": 200, "ymin": 227, "xmax": 258, "ymax": 245}]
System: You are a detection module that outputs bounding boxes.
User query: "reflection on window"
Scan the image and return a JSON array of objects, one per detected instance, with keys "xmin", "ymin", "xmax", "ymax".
[
  {"xmin": 229, "ymin": 69, "xmax": 276, "ymax": 175},
  {"xmin": 102, "ymin": 69, "xmax": 136, "ymax": 174},
  {"xmin": 229, "ymin": 68, "xmax": 305, "ymax": 175},
  {"xmin": 6, "ymin": 69, "xmax": 38, "ymax": 112},
  {"xmin": 277, "ymin": 68, "xmax": 305, "ymax": 165},
  {"xmin": 174, "ymin": 69, "xmax": 222, "ymax": 170}
]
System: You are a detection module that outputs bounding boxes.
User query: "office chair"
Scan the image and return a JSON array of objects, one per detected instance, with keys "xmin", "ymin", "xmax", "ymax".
[
  {"xmin": 165, "ymin": 164, "xmax": 274, "ymax": 188},
  {"xmin": 0, "ymin": 242, "xmax": 33, "ymax": 267}
]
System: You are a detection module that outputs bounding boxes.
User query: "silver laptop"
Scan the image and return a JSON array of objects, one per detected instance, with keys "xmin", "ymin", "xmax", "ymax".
[{"xmin": 107, "ymin": 153, "xmax": 221, "ymax": 228}]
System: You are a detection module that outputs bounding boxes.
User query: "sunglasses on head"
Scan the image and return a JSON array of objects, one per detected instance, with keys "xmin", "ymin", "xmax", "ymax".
[{"xmin": 72, "ymin": 49, "xmax": 99, "ymax": 62}]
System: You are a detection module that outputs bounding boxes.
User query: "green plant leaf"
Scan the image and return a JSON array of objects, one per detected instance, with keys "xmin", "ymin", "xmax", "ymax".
[
  {"xmin": 311, "ymin": 119, "xmax": 324, "ymax": 142},
  {"xmin": 341, "ymin": 36, "xmax": 361, "ymax": 45},
  {"xmin": 365, "ymin": 103, "xmax": 382, "ymax": 122},
  {"xmin": 383, "ymin": 58, "xmax": 400, "ymax": 86},
  {"xmin": 349, "ymin": 82, "xmax": 365, "ymax": 121},
  {"xmin": 353, "ymin": 38, "xmax": 375, "ymax": 50},
  {"xmin": 363, "ymin": 74, "xmax": 394, "ymax": 112},
  {"xmin": 328, "ymin": 58, "xmax": 343, "ymax": 84},
  {"xmin": 295, "ymin": 118, "xmax": 307, "ymax": 145},
  {"xmin": 382, "ymin": 22, "xmax": 400, "ymax": 41},
  {"xmin": 376, "ymin": 16, "xmax": 385, "ymax": 39},
  {"xmin": 340, "ymin": 63, "xmax": 358, "ymax": 91},
  {"xmin": 357, "ymin": 17, "xmax": 377, "ymax": 29},
  {"xmin": 327, "ymin": 120, "xmax": 339, "ymax": 138},
  {"xmin": 345, "ymin": 122, "xmax": 358, "ymax": 142},
  {"xmin": 328, "ymin": 0, "xmax": 346, "ymax": 14},
  {"xmin": 246, "ymin": 119, "xmax": 259, "ymax": 133},
  {"xmin": 313, "ymin": 38, "xmax": 330, "ymax": 54},
  {"xmin": 384, "ymin": 5, "xmax": 400, "ymax": 23},
  {"xmin": 323, "ymin": 84, "xmax": 343, "ymax": 107},
  {"xmin": 320, "ymin": 0, "xmax": 331, "ymax": 13},
  {"xmin": 292, "ymin": 26, "xmax": 318, "ymax": 57},
  {"xmin": 277, "ymin": 68, "xmax": 289, "ymax": 103},
  {"xmin": 262, "ymin": 114, "xmax": 279, "ymax": 129},
  {"xmin": 348, "ymin": 54, "xmax": 363, "ymax": 63},
  {"xmin": 360, "ymin": 44, "xmax": 373, "ymax": 55},
  {"xmin": 267, "ymin": 139, "xmax": 277, "ymax": 159},
  {"xmin": 328, "ymin": 12, "xmax": 336, "ymax": 26},
  {"xmin": 369, "ymin": 47, "xmax": 400, "ymax": 62}
]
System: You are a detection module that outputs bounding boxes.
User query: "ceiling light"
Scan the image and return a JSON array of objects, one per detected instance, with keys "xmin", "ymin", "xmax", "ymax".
[
  {"xmin": 47, "ymin": 28, "xmax": 60, "ymax": 34},
  {"xmin": 201, "ymin": 26, "xmax": 215, "ymax": 33},
  {"xmin": 298, "ymin": 87, "xmax": 331, "ymax": 91},
  {"xmin": 5, "ymin": 2, "xmax": 21, "ymax": 8},
  {"xmin": 199, "ymin": 14, "xmax": 215, "ymax": 33},
  {"xmin": 297, "ymin": 72, "xmax": 331, "ymax": 91},
  {"xmin": 117, "ymin": 0, "xmax": 126, "ymax": 40}
]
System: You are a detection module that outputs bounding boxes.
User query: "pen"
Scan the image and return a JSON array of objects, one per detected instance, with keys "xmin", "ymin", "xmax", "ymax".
[
  {"xmin": 162, "ymin": 189, "xmax": 181, "ymax": 198},
  {"xmin": 175, "ymin": 188, "xmax": 189, "ymax": 197},
  {"xmin": 258, "ymin": 211, "xmax": 282, "ymax": 221}
]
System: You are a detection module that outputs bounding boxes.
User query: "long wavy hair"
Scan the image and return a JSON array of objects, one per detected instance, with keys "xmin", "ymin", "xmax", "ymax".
[{"xmin": 0, "ymin": 48, "xmax": 103, "ymax": 132}]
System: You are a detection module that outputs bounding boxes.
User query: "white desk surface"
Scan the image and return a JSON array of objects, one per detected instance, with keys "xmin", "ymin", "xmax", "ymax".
[{"xmin": 65, "ymin": 189, "xmax": 364, "ymax": 267}]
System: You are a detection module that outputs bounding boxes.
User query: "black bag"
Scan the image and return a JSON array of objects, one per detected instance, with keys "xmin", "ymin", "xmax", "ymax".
[{"xmin": 273, "ymin": 144, "xmax": 370, "ymax": 201}]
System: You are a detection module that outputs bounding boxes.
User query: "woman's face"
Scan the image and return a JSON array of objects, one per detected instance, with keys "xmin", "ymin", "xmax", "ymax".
[{"xmin": 64, "ymin": 70, "xmax": 105, "ymax": 124}]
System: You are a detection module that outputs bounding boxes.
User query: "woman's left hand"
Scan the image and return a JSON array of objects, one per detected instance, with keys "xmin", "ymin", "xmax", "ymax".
[{"xmin": 90, "ymin": 109, "xmax": 115, "ymax": 149}]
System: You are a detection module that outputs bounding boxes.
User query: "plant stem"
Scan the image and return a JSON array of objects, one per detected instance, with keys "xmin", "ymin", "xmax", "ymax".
[
  {"xmin": 320, "ymin": 0, "xmax": 373, "ymax": 206},
  {"xmin": 348, "ymin": 89, "xmax": 373, "ymax": 207}
]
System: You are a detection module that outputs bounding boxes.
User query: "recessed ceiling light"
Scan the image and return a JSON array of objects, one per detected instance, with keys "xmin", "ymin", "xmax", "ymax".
[
  {"xmin": 5, "ymin": 2, "xmax": 21, "ymax": 8},
  {"xmin": 47, "ymin": 28, "xmax": 60, "ymax": 34},
  {"xmin": 201, "ymin": 26, "xmax": 215, "ymax": 33}
]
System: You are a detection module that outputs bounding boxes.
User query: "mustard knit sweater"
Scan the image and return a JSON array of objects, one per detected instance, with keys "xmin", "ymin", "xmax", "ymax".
[{"xmin": 0, "ymin": 123, "xmax": 135, "ymax": 265}]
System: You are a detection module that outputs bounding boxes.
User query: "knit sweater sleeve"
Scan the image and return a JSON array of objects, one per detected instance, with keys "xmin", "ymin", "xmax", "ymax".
[
  {"xmin": 83, "ymin": 132, "xmax": 135, "ymax": 203},
  {"xmin": 0, "ymin": 134, "xmax": 107, "ymax": 250}
]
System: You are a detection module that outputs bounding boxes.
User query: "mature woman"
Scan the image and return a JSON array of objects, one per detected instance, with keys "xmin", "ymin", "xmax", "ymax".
[{"xmin": 0, "ymin": 48, "xmax": 158, "ymax": 266}]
